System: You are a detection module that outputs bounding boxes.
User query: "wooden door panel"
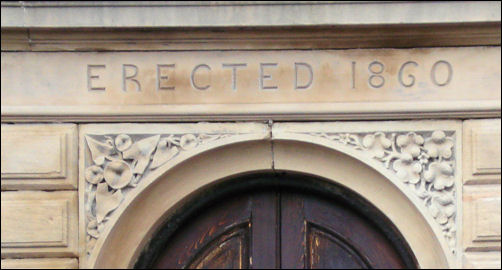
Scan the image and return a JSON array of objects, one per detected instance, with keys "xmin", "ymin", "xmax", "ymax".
[
  {"xmin": 187, "ymin": 224, "xmax": 249, "ymax": 269},
  {"xmin": 307, "ymin": 223, "xmax": 370, "ymax": 269},
  {"xmin": 281, "ymin": 191, "xmax": 306, "ymax": 269},
  {"xmin": 151, "ymin": 181, "xmax": 411, "ymax": 269},
  {"xmin": 153, "ymin": 193, "xmax": 253, "ymax": 269},
  {"xmin": 303, "ymin": 192, "xmax": 406, "ymax": 269},
  {"xmin": 282, "ymin": 190, "xmax": 407, "ymax": 269},
  {"xmin": 249, "ymin": 191, "xmax": 279, "ymax": 269}
]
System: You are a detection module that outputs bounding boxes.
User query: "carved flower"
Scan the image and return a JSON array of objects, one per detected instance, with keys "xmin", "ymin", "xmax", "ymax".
[
  {"xmin": 393, "ymin": 153, "xmax": 422, "ymax": 184},
  {"xmin": 362, "ymin": 132, "xmax": 392, "ymax": 159},
  {"xmin": 115, "ymin": 134, "xmax": 132, "ymax": 152},
  {"xmin": 424, "ymin": 130, "xmax": 454, "ymax": 160},
  {"xmin": 424, "ymin": 161, "xmax": 454, "ymax": 190},
  {"xmin": 103, "ymin": 160, "xmax": 133, "ymax": 189},
  {"xmin": 429, "ymin": 191, "xmax": 456, "ymax": 225},
  {"xmin": 85, "ymin": 165, "xmax": 104, "ymax": 184},
  {"xmin": 180, "ymin": 134, "xmax": 198, "ymax": 150},
  {"xmin": 396, "ymin": 132, "xmax": 424, "ymax": 158}
]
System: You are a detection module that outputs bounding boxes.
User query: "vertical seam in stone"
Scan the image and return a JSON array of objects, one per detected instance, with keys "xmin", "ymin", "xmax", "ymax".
[{"xmin": 268, "ymin": 120, "xmax": 275, "ymax": 171}]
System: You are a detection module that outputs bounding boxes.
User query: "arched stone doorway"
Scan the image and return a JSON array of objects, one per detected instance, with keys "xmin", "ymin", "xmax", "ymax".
[{"xmin": 81, "ymin": 124, "xmax": 454, "ymax": 268}]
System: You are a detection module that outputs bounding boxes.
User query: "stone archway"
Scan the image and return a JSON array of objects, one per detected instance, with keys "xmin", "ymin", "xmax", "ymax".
[{"xmin": 80, "ymin": 122, "xmax": 459, "ymax": 268}]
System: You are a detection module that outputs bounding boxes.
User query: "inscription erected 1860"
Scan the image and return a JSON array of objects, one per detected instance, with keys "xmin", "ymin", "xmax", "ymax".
[
  {"xmin": 87, "ymin": 60, "xmax": 453, "ymax": 93},
  {"xmin": 1, "ymin": 47, "xmax": 500, "ymax": 120}
]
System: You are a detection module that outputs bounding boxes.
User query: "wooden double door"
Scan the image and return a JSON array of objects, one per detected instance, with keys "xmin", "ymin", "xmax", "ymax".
[{"xmin": 151, "ymin": 185, "xmax": 412, "ymax": 269}]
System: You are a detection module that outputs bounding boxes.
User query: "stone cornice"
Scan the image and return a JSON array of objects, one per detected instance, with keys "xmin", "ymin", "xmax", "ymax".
[
  {"xmin": 2, "ymin": 1, "xmax": 500, "ymax": 28},
  {"xmin": 2, "ymin": 23, "xmax": 501, "ymax": 52},
  {"xmin": 2, "ymin": 101, "xmax": 500, "ymax": 123}
]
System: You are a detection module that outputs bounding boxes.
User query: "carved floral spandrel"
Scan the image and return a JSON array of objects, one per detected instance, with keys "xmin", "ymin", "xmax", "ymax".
[
  {"xmin": 307, "ymin": 130, "xmax": 457, "ymax": 255},
  {"xmin": 83, "ymin": 133, "xmax": 232, "ymax": 256},
  {"xmin": 84, "ymin": 129, "xmax": 458, "ymax": 257}
]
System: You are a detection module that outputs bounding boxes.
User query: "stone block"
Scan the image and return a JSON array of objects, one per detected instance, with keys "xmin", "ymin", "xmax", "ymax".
[
  {"xmin": 2, "ymin": 47, "xmax": 500, "ymax": 122},
  {"xmin": 463, "ymin": 185, "xmax": 501, "ymax": 251},
  {"xmin": 1, "ymin": 191, "xmax": 78, "ymax": 258},
  {"xmin": 463, "ymin": 119, "xmax": 501, "ymax": 185},
  {"xmin": 1, "ymin": 258, "xmax": 78, "ymax": 269},
  {"xmin": 1, "ymin": 124, "xmax": 78, "ymax": 190},
  {"xmin": 463, "ymin": 252, "xmax": 501, "ymax": 269}
]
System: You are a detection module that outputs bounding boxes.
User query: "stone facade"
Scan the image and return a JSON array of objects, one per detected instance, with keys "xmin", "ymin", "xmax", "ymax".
[{"xmin": 1, "ymin": 1, "xmax": 501, "ymax": 269}]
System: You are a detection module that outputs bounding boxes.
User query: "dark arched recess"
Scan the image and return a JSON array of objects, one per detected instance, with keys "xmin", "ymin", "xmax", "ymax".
[{"xmin": 135, "ymin": 171, "xmax": 418, "ymax": 269}]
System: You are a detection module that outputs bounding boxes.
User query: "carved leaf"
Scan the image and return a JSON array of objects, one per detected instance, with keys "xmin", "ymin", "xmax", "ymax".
[
  {"xmin": 86, "ymin": 135, "xmax": 115, "ymax": 165},
  {"xmin": 197, "ymin": 134, "xmax": 221, "ymax": 142},
  {"xmin": 180, "ymin": 134, "xmax": 198, "ymax": 150},
  {"xmin": 87, "ymin": 220, "xmax": 99, "ymax": 238},
  {"xmin": 85, "ymin": 191, "xmax": 96, "ymax": 219},
  {"xmin": 122, "ymin": 135, "xmax": 160, "ymax": 174},
  {"xmin": 86, "ymin": 238, "xmax": 97, "ymax": 255},
  {"xmin": 96, "ymin": 182, "xmax": 123, "ymax": 223},
  {"xmin": 151, "ymin": 137, "xmax": 180, "ymax": 169}
]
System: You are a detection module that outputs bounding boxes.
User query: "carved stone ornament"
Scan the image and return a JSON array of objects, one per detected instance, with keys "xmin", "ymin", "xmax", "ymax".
[
  {"xmin": 306, "ymin": 130, "xmax": 457, "ymax": 255},
  {"xmin": 83, "ymin": 128, "xmax": 458, "ymax": 258},
  {"xmin": 83, "ymin": 133, "xmax": 233, "ymax": 256}
]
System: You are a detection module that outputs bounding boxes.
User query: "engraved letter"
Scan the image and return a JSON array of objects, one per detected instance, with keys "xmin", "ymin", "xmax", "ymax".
[
  {"xmin": 157, "ymin": 64, "xmax": 175, "ymax": 91},
  {"xmin": 294, "ymin": 62, "xmax": 313, "ymax": 90},
  {"xmin": 260, "ymin": 63, "xmax": 278, "ymax": 90},
  {"xmin": 398, "ymin": 61, "xmax": 418, "ymax": 87},
  {"xmin": 368, "ymin": 61, "xmax": 385, "ymax": 88},
  {"xmin": 87, "ymin": 65, "xmax": 106, "ymax": 91},
  {"xmin": 222, "ymin": 63, "xmax": 247, "ymax": 91},
  {"xmin": 191, "ymin": 64, "xmax": 211, "ymax": 90},
  {"xmin": 123, "ymin": 64, "xmax": 141, "ymax": 92},
  {"xmin": 431, "ymin": 60, "xmax": 452, "ymax": 87},
  {"xmin": 351, "ymin": 61, "xmax": 356, "ymax": 89}
]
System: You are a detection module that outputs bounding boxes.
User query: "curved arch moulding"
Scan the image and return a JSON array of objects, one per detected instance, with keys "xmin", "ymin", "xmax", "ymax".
[{"xmin": 78, "ymin": 121, "xmax": 461, "ymax": 269}]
